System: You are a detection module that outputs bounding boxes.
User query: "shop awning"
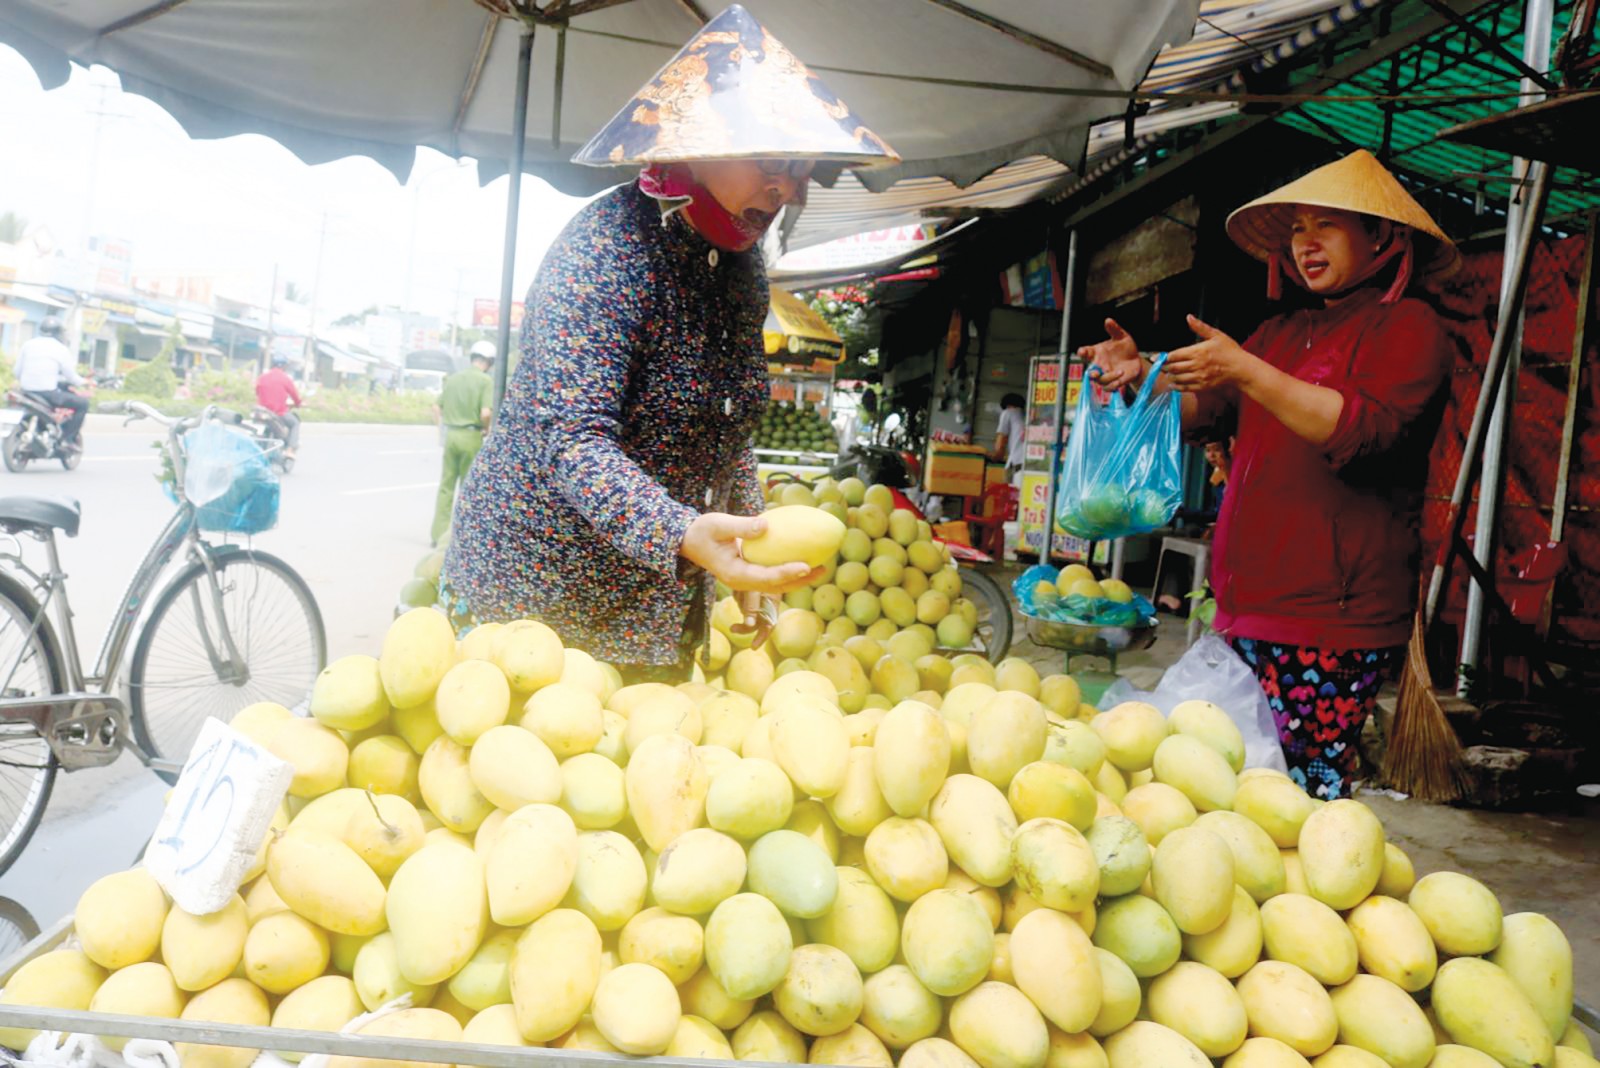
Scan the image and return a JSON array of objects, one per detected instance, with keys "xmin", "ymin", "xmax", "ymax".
[{"xmin": 765, "ymin": 287, "xmax": 845, "ymax": 365}]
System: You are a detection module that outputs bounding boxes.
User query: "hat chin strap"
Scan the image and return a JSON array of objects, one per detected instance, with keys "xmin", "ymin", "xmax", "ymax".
[
  {"xmin": 1269, "ymin": 227, "xmax": 1415, "ymax": 305},
  {"xmin": 639, "ymin": 163, "xmax": 770, "ymax": 253}
]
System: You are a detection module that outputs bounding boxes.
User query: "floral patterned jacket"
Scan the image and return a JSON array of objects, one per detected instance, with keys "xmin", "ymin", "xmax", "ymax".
[{"xmin": 442, "ymin": 181, "xmax": 767, "ymax": 666}]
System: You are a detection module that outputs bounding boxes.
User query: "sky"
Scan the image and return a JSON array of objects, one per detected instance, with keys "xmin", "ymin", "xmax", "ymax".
[{"xmin": 0, "ymin": 43, "xmax": 597, "ymax": 327}]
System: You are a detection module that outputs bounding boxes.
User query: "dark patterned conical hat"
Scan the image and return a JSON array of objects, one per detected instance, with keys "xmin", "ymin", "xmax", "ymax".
[{"xmin": 572, "ymin": 4, "xmax": 897, "ymax": 168}]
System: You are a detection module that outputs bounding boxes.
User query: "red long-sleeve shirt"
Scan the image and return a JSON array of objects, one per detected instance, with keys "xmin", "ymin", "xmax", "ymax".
[
  {"xmin": 255, "ymin": 369, "xmax": 302, "ymax": 417},
  {"xmin": 1195, "ymin": 288, "xmax": 1453, "ymax": 651}
]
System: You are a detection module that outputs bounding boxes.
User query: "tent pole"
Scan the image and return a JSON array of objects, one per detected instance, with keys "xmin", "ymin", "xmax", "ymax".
[
  {"xmin": 1457, "ymin": 0, "xmax": 1554, "ymax": 688},
  {"xmin": 494, "ymin": 19, "xmax": 536, "ymax": 410},
  {"xmin": 1039, "ymin": 228, "xmax": 1079, "ymax": 567}
]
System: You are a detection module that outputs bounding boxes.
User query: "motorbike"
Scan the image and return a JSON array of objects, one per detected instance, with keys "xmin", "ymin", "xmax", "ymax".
[
  {"xmin": 0, "ymin": 388, "xmax": 86, "ymax": 472},
  {"xmin": 244, "ymin": 406, "xmax": 296, "ymax": 474}
]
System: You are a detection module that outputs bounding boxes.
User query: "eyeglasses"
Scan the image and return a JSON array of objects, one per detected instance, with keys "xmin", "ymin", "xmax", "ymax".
[{"xmin": 756, "ymin": 159, "xmax": 816, "ymax": 180}]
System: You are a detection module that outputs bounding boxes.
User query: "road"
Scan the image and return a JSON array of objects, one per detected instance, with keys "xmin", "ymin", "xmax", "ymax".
[{"xmin": 0, "ymin": 413, "xmax": 445, "ymax": 933}]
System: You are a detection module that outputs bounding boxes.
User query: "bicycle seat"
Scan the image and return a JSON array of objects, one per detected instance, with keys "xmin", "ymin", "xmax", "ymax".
[{"xmin": 0, "ymin": 495, "xmax": 81, "ymax": 538}]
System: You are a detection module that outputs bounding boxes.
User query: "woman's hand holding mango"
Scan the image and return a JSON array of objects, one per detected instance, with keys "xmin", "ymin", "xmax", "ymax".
[{"xmin": 681, "ymin": 513, "xmax": 821, "ymax": 594}]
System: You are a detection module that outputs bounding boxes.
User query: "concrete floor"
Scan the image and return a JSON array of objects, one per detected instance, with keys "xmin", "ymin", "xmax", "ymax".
[{"xmin": 985, "ymin": 562, "xmax": 1600, "ymax": 1023}]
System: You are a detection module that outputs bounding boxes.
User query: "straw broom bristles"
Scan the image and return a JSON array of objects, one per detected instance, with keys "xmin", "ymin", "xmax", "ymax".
[{"xmin": 1382, "ymin": 610, "xmax": 1467, "ymax": 802}]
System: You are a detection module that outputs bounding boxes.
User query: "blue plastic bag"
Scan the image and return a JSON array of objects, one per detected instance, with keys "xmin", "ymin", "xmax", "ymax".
[
  {"xmin": 1010, "ymin": 563, "xmax": 1157, "ymax": 627},
  {"xmin": 180, "ymin": 423, "xmax": 280, "ymax": 535},
  {"xmin": 1056, "ymin": 354, "xmax": 1183, "ymax": 540}
]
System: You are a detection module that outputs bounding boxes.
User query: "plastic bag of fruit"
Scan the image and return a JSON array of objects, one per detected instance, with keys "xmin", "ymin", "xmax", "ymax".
[
  {"xmin": 1055, "ymin": 353, "xmax": 1182, "ymax": 540},
  {"xmin": 1011, "ymin": 564, "xmax": 1156, "ymax": 627}
]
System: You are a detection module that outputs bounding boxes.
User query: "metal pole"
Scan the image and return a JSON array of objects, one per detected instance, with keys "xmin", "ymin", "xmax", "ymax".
[
  {"xmin": 495, "ymin": 20, "xmax": 536, "ymax": 410},
  {"xmin": 262, "ymin": 262, "xmax": 278, "ymax": 376},
  {"xmin": 1039, "ymin": 229, "xmax": 1079, "ymax": 565},
  {"xmin": 1550, "ymin": 210, "xmax": 1597, "ymax": 544},
  {"xmin": 1458, "ymin": 0, "xmax": 1553, "ymax": 686}
]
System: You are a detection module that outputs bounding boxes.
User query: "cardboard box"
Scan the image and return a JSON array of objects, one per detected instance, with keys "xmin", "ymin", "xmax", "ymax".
[
  {"xmin": 924, "ymin": 443, "xmax": 987, "ymax": 497},
  {"xmin": 985, "ymin": 464, "xmax": 1009, "ymax": 491}
]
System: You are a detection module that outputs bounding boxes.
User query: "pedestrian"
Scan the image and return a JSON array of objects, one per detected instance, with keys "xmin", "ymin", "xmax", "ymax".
[
  {"xmin": 431, "ymin": 341, "xmax": 495, "ymax": 548},
  {"xmin": 254, "ymin": 354, "xmax": 303, "ymax": 460},
  {"xmin": 439, "ymin": 5, "xmax": 897, "ymax": 682},
  {"xmin": 990, "ymin": 392, "xmax": 1027, "ymax": 485},
  {"xmin": 1081, "ymin": 149, "xmax": 1458, "ymax": 799},
  {"xmin": 14, "ymin": 317, "xmax": 89, "ymax": 451}
]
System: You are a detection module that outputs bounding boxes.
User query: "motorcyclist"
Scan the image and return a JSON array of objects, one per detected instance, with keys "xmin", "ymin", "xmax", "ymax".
[
  {"xmin": 13, "ymin": 317, "xmax": 89, "ymax": 451},
  {"xmin": 254, "ymin": 354, "xmax": 303, "ymax": 460}
]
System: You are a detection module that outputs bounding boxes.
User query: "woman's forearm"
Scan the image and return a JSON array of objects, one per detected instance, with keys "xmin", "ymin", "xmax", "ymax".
[{"xmin": 1240, "ymin": 359, "xmax": 1344, "ymax": 446}]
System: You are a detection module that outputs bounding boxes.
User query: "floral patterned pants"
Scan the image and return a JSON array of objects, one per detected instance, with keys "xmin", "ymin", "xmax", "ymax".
[{"xmin": 1231, "ymin": 638, "xmax": 1402, "ymax": 800}]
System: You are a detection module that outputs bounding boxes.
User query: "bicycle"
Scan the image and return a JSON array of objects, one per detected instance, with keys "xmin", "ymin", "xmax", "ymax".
[{"xmin": 0, "ymin": 402, "xmax": 327, "ymax": 877}]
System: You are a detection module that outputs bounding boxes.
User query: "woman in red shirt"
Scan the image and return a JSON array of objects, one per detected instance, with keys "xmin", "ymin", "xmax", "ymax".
[{"xmin": 1083, "ymin": 150, "xmax": 1459, "ymax": 799}]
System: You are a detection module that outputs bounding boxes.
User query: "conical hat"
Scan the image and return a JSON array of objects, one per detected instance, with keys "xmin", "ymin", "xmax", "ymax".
[
  {"xmin": 1225, "ymin": 150, "xmax": 1460, "ymax": 280},
  {"xmin": 572, "ymin": 4, "xmax": 897, "ymax": 169}
]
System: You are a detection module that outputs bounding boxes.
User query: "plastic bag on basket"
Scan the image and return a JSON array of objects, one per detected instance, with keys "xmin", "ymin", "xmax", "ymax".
[
  {"xmin": 1101, "ymin": 633, "xmax": 1287, "ymax": 772},
  {"xmin": 1056, "ymin": 354, "xmax": 1183, "ymax": 540},
  {"xmin": 1010, "ymin": 563, "xmax": 1156, "ymax": 627},
  {"xmin": 181, "ymin": 423, "xmax": 280, "ymax": 535}
]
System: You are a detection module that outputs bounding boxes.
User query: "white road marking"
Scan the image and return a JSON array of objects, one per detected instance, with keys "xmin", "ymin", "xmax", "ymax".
[{"xmin": 341, "ymin": 481, "xmax": 436, "ymax": 497}]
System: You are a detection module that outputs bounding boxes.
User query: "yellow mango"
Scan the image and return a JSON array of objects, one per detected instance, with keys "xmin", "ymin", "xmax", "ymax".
[
  {"xmin": 968, "ymin": 692, "xmax": 1048, "ymax": 789},
  {"xmin": 619, "ymin": 907, "xmax": 705, "ymax": 985},
  {"xmin": 391, "ymin": 699, "xmax": 444, "ymax": 756},
  {"xmin": 326, "ymin": 1007, "xmax": 462, "ymax": 1068},
  {"xmin": 446, "ymin": 926, "xmax": 518, "ymax": 1010},
  {"xmin": 243, "ymin": 911, "xmax": 328, "ymax": 995},
  {"xmin": 1183, "ymin": 884, "xmax": 1263, "ymax": 978},
  {"xmin": 1152, "ymin": 734, "xmax": 1237, "ymax": 812},
  {"xmin": 1409, "ymin": 871, "xmax": 1503, "ymax": 957},
  {"xmin": 1088, "ymin": 948, "xmax": 1141, "ymax": 1038},
  {"xmin": 1194, "ymin": 810, "xmax": 1287, "ymax": 903},
  {"xmin": 903, "ymin": 1038, "xmax": 983, "ymax": 1068},
  {"xmin": 949, "ymin": 982, "xmax": 1050, "ymax": 1068},
  {"xmin": 380, "ymin": 608, "xmax": 456, "ymax": 709},
  {"xmin": 0, "ymin": 949, "xmax": 106, "ymax": 1050},
  {"xmin": 1121, "ymin": 783, "xmax": 1197, "ymax": 846},
  {"xmin": 1377, "ymin": 841, "xmax": 1416, "ymax": 897},
  {"xmin": 418, "ymin": 735, "xmax": 494, "ymax": 832},
  {"xmin": 1345, "ymin": 895, "xmax": 1437, "ymax": 993},
  {"xmin": 743, "ymin": 505, "xmax": 847, "ymax": 568},
  {"xmin": 1009, "ymin": 761, "xmax": 1097, "ymax": 832},
  {"xmin": 1429, "ymin": 1045, "xmax": 1505, "ymax": 1068},
  {"xmin": 467, "ymin": 725, "xmax": 560, "ymax": 811},
  {"xmin": 900, "ymin": 888, "xmax": 994, "ymax": 998},
  {"xmin": 161, "ymin": 894, "xmax": 249, "ymax": 992},
  {"xmin": 860, "ymin": 964, "xmax": 941, "ymax": 1049},
  {"xmin": 310, "ymin": 654, "xmax": 391, "ymax": 732},
  {"xmin": 706, "ymin": 892, "xmax": 794, "ymax": 1000},
  {"xmin": 808, "ymin": 866, "xmax": 900, "ymax": 976},
  {"xmin": 175, "ymin": 978, "xmax": 270, "ymax": 1068},
  {"xmin": 228, "ymin": 701, "xmax": 294, "ymax": 745},
  {"xmin": 873, "ymin": 700, "xmax": 952, "ymax": 816},
  {"xmin": 664, "ymin": 1014, "xmax": 734, "ymax": 1060},
  {"xmin": 1327, "ymin": 974, "xmax": 1436, "ymax": 1068},
  {"xmin": 1313, "ymin": 1046, "xmax": 1391, "ymax": 1068},
  {"xmin": 770, "ymin": 696, "xmax": 850, "ymax": 799},
  {"xmin": 827, "ymin": 747, "xmax": 893, "ymax": 837},
  {"xmin": 492, "ymin": 619, "xmax": 564, "ymax": 693},
  {"xmin": 565, "ymin": 829, "xmax": 646, "ymax": 931},
  {"xmin": 773, "ymin": 944, "xmax": 864, "ymax": 1037},
  {"xmin": 1091, "ymin": 894, "xmax": 1181, "ymax": 978},
  {"xmin": 559, "ymin": 751, "xmax": 626, "ymax": 829},
  {"xmin": 520, "ymin": 681, "xmax": 604, "ymax": 758},
  {"xmin": 812, "ymin": 1023, "xmax": 894, "ymax": 1066},
  {"xmin": 931, "ymin": 774, "xmax": 1018, "ymax": 888},
  {"xmin": 748, "ymin": 829, "xmax": 838, "ymax": 919},
  {"xmin": 1236, "ymin": 960, "xmax": 1338, "ymax": 1057},
  {"xmin": 864, "ymin": 816, "xmax": 948, "ymax": 903},
  {"xmin": 1489, "ymin": 912, "xmax": 1572, "ymax": 1040},
  {"xmin": 1431, "ymin": 957, "xmax": 1555, "ymax": 1068},
  {"xmin": 347, "ymin": 735, "xmax": 420, "ymax": 799},
  {"xmin": 626, "ymin": 732, "xmax": 709, "ymax": 852},
  {"xmin": 1011, "ymin": 817, "xmax": 1099, "ymax": 913},
  {"xmin": 486, "ymin": 803, "xmax": 577, "ymax": 926},
  {"xmin": 1260, "ymin": 894, "xmax": 1358, "ymax": 986},
  {"xmin": 591, "ymin": 961, "xmax": 683, "ymax": 1054},
  {"xmin": 1224, "ymin": 1037, "xmax": 1316, "ymax": 1068},
  {"xmin": 509, "ymin": 909, "xmax": 602, "ymax": 1042},
  {"xmin": 1104, "ymin": 1021, "xmax": 1211, "ymax": 1068},
  {"xmin": 653, "ymin": 827, "xmax": 746, "ymax": 916},
  {"xmin": 75, "ymin": 867, "xmax": 167, "ymax": 970},
  {"xmin": 386, "ymin": 839, "xmax": 488, "ymax": 985},
  {"xmin": 733, "ymin": 1010, "xmax": 808, "ymax": 1063},
  {"xmin": 1297, "ymin": 799, "xmax": 1384, "ymax": 910},
  {"xmin": 462, "ymin": 1003, "xmax": 530, "ymax": 1048},
  {"xmin": 353, "ymin": 929, "xmax": 437, "ymax": 1010},
  {"xmin": 709, "ymin": 756, "xmax": 795, "ymax": 838},
  {"xmin": 701, "ymin": 690, "xmax": 761, "ymax": 751},
  {"xmin": 1090, "ymin": 702, "xmax": 1169, "ymax": 773},
  {"xmin": 270, "ymin": 976, "xmax": 364, "ymax": 1060},
  {"xmin": 1010, "ymin": 907, "xmax": 1100, "ymax": 1035},
  {"xmin": 679, "ymin": 966, "xmax": 757, "ymax": 1032},
  {"xmin": 88, "ymin": 962, "xmax": 186, "ymax": 1052},
  {"xmin": 1235, "ymin": 776, "xmax": 1319, "ymax": 848},
  {"xmin": 1148, "ymin": 962, "xmax": 1249, "ymax": 1058},
  {"xmin": 266, "ymin": 831, "xmax": 387, "ymax": 936},
  {"xmin": 1153, "ymin": 825, "xmax": 1234, "ymax": 935},
  {"xmin": 1168, "ymin": 699, "xmax": 1246, "ymax": 771}
]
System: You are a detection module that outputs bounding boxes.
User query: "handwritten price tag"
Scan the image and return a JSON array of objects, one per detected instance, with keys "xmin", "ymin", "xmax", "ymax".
[{"xmin": 144, "ymin": 717, "xmax": 294, "ymax": 915}]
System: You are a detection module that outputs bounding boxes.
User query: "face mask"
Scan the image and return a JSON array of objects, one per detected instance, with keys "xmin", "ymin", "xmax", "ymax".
[{"xmin": 638, "ymin": 163, "xmax": 775, "ymax": 253}]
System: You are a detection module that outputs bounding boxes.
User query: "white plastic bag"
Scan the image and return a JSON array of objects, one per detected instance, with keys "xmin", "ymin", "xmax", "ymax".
[{"xmin": 1101, "ymin": 633, "xmax": 1287, "ymax": 773}]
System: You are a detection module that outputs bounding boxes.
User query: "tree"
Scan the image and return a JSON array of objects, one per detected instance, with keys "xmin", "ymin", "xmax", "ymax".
[
  {"xmin": 0, "ymin": 212, "xmax": 27, "ymax": 244},
  {"xmin": 809, "ymin": 289, "xmax": 876, "ymax": 367},
  {"xmin": 333, "ymin": 305, "xmax": 379, "ymax": 327},
  {"xmin": 283, "ymin": 281, "xmax": 306, "ymax": 304},
  {"xmin": 122, "ymin": 321, "xmax": 180, "ymax": 399}
]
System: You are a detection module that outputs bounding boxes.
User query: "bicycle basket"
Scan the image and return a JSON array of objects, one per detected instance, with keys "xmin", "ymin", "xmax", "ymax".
[{"xmin": 180, "ymin": 422, "xmax": 280, "ymax": 535}]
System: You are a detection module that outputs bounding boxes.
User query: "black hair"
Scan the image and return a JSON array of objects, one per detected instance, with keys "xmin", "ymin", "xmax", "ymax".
[{"xmin": 1001, "ymin": 392, "xmax": 1024, "ymax": 410}]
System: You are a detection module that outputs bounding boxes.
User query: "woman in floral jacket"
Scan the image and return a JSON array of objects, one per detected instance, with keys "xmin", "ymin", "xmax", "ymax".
[{"xmin": 441, "ymin": 7, "xmax": 896, "ymax": 681}]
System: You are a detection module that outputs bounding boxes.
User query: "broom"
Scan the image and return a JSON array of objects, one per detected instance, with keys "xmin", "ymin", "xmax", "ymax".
[{"xmin": 1382, "ymin": 161, "xmax": 1554, "ymax": 802}]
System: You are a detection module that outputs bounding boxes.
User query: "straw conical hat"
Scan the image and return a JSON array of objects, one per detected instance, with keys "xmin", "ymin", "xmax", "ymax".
[
  {"xmin": 1226, "ymin": 150, "xmax": 1460, "ymax": 280},
  {"xmin": 572, "ymin": 4, "xmax": 897, "ymax": 169}
]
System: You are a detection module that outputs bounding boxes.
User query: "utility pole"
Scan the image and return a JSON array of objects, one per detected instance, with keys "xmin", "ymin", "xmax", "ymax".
[
  {"xmin": 262, "ymin": 262, "xmax": 278, "ymax": 376},
  {"xmin": 305, "ymin": 212, "xmax": 328, "ymax": 386}
]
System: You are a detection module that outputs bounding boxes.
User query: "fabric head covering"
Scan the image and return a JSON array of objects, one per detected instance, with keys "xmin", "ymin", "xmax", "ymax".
[{"xmin": 1226, "ymin": 149, "xmax": 1460, "ymax": 303}]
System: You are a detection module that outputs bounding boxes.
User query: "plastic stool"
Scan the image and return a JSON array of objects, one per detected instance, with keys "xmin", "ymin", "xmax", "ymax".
[{"xmin": 1152, "ymin": 536, "xmax": 1210, "ymax": 646}]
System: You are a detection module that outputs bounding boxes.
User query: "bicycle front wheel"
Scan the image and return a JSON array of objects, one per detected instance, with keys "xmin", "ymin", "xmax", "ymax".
[
  {"xmin": 0, "ymin": 571, "xmax": 63, "ymax": 879},
  {"xmin": 959, "ymin": 567, "xmax": 1014, "ymax": 665},
  {"xmin": 130, "ymin": 548, "xmax": 326, "ymax": 781}
]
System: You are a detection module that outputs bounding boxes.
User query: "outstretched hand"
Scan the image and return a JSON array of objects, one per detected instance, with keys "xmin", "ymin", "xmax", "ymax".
[
  {"xmin": 1076, "ymin": 318, "xmax": 1143, "ymax": 391},
  {"xmin": 681, "ymin": 513, "xmax": 822, "ymax": 594},
  {"xmin": 1165, "ymin": 315, "xmax": 1255, "ymax": 393}
]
